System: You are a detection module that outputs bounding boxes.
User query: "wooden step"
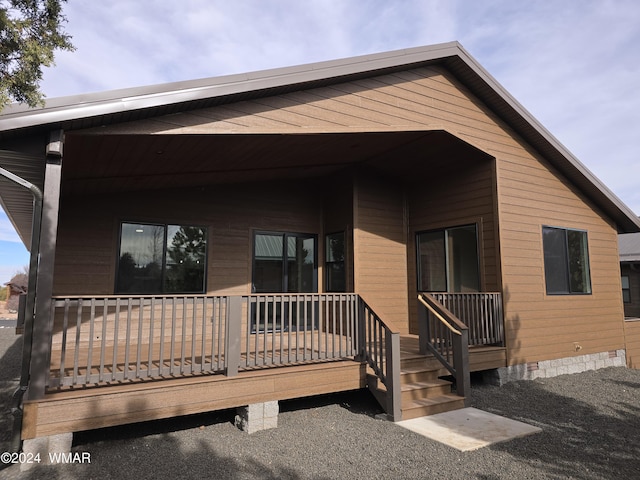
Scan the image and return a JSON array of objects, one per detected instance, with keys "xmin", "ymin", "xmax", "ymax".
[
  {"xmin": 400, "ymin": 366, "xmax": 440, "ymax": 384},
  {"xmin": 400, "ymin": 353, "xmax": 443, "ymax": 371},
  {"xmin": 400, "ymin": 394, "xmax": 466, "ymax": 420},
  {"xmin": 401, "ymin": 379, "xmax": 452, "ymax": 403},
  {"xmin": 367, "ymin": 347, "xmax": 467, "ymax": 421}
]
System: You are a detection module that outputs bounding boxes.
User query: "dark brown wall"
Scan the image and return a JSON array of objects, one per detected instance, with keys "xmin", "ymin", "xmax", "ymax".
[{"xmin": 54, "ymin": 180, "xmax": 323, "ymax": 296}]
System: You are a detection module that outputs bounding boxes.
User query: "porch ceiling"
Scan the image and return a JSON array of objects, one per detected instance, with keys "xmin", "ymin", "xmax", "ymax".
[{"xmin": 62, "ymin": 130, "xmax": 488, "ymax": 196}]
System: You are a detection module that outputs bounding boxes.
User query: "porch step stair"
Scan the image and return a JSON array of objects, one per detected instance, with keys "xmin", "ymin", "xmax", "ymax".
[{"xmin": 368, "ymin": 348, "xmax": 465, "ymax": 421}]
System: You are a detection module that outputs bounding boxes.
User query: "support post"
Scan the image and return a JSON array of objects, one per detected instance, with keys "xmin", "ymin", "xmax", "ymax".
[
  {"xmin": 453, "ymin": 328, "xmax": 471, "ymax": 407},
  {"xmin": 27, "ymin": 130, "xmax": 63, "ymax": 401},
  {"xmin": 385, "ymin": 330, "xmax": 402, "ymax": 421},
  {"xmin": 225, "ymin": 296, "xmax": 242, "ymax": 377},
  {"xmin": 356, "ymin": 297, "xmax": 366, "ymax": 361},
  {"xmin": 417, "ymin": 297, "xmax": 429, "ymax": 355}
]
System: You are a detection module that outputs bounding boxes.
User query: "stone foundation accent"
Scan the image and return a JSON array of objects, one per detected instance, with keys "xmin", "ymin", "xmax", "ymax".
[
  {"xmin": 21, "ymin": 432, "xmax": 73, "ymax": 471},
  {"xmin": 484, "ymin": 349, "xmax": 627, "ymax": 386},
  {"xmin": 235, "ymin": 401, "xmax": 279, "ymax": 434}
]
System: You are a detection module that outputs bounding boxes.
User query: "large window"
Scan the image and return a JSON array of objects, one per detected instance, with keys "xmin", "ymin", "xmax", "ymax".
[
  {"xmin": 542, "ymin": 226, "xmax": 591, "ymax": 295},
  {"xmin": 326, "ymin": 232, "xmax": 346, "ymax": 292},
  {"xmin": 417, "ymin": 224, "xmax": 480, "ymax": 292},
  {"xmin": 116, "ymin": 222, "xmax": 207, "ymax": 294}
]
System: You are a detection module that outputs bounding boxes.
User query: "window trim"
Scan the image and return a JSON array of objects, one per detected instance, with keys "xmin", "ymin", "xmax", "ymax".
[
  {"xmin": 542, "ymin": 225, "xmax": 592, "ymax": 296},
  {"xmin": 115, "ymin": 221, "xmax": 208, "ymax": 294}
]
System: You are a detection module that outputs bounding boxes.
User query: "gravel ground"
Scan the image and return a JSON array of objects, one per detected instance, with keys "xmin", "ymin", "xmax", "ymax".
[{"xmin": 0, "ymin": 328, "xmax": 639, "ymax": 480}]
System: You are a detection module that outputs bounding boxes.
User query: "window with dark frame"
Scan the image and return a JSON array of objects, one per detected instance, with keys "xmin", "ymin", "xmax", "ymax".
[
  {"xmin": 622, "ymin": 275, "xmax": 631, "ymax": 303},
  {"xmin": 116, "ymin": 222, "xmax": 207, "ymax": 294},
  {"xmin": 251, "ymin": 231, "xmax": 318, "ymax": 333},
  {"xmin": 542, "ymin": 226, "xmax": 591, "ymax": 295},
  {"xmin": 325, "ymin": 232, "xmax": 346, "ymax": 292},
  {"xmin": 416, "ymin": 224, "xmax": 480, "ymax": 293}
]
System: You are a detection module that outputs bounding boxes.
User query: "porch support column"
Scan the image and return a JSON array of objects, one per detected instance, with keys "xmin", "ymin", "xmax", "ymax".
[{"xmin": 27, "ymin": 130, "xmax": 63, "ymax": 401}]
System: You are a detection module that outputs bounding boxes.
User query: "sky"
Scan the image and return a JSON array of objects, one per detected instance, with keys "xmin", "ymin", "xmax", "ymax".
[{"xmin": 1, "ymin": 0, "xmax": 639, "ymax": 284}]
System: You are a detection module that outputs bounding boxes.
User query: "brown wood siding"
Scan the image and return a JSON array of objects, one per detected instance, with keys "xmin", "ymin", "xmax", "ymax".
[
  {"xmin": 621, "ymin": 264, "xmax": 640, "ymax": 318},
  {"xmin": 406, "ymin": 157, "xmax": 499, "ymax": 334},
  {"xmin": 353, "ymin": 174, "xmax": 408, "ymax": 332},
  {"xmin": 624, "ymin": 319, "xmax": 640, "ymax": 368},
  {"xmin": 54, "ymin": 180, "xmax": 323, "ymax": 296},
  {"xmin": 70, "ymin": 64, "xmax": 626, "ymax": 365},
  {"xmin": 497, "ymin": 149, "xmax": 625, "ymax": 365}
]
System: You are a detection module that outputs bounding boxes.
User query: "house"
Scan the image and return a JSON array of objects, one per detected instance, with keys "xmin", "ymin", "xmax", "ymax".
[
  {"xmin": 620, "ymin": 233, "xmax": 640, "ymax": 318},
  {"xmin": 620, "ymin": 232, "xmax": 640, "ymax": 367},
  {"xmin": 4, "ymin": 275, "xmax": 27, "ymax": 312},
  {"xmin": 1, "ymin": 42, "xmax": 639, "ymax": 449}
]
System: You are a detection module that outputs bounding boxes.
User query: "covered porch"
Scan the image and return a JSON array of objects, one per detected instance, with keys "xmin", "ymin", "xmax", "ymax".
[{"xmin": 12, "ymin": 127, "xmax": 507, "ymax": 438}]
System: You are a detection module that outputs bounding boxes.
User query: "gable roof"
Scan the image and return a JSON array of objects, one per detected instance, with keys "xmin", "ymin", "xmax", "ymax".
[
  {"xmin": 620, "ymin": 232, "xmax": 640, "ymax": 262},
  {"xmin": 1, "ymin": 41, "xmax": 639, "ymax": 249}
]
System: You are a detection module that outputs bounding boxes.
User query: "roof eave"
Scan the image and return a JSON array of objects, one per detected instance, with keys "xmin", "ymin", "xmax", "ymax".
[
  {"xmin": 0, "ymin": 42, "xmax": 464, "ymax": 134},
  {"xmin": 1, "ymin": 40, "xmax": 638, "ymax": 234}
]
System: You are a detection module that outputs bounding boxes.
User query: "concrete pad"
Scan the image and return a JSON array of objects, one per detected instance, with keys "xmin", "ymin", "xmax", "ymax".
[{"xmin": 396, "ymin": 407, "xmax": 541, "ymax": 451}]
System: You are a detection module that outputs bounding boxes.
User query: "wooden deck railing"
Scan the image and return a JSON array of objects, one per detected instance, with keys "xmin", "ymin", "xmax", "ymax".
[
  {"xmin": 427, "ymin": 292, "xmax": 504, "ymax": 346},
  {"xmin": 238, "ymin": 293, "xmax": 360, "ymax": 371},
  {"xmin": 359, "ymin": 297, "xmax": 401, "ymax": 421},
  {"xmin": 48, "ymin": 293, "xmax": 362, "ymax": 389},
  {"xmin": 49, "ymin": 296, "xmax": 229, "ymax": 387},
  {"xmin": 417, "ymin": 293, "xmax": 470, "ymax": 406}
]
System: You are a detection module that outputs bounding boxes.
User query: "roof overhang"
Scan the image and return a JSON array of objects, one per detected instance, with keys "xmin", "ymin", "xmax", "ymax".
[{"xmin": 1, "ymin": 41, "xmax": 639, "ymax": 251}]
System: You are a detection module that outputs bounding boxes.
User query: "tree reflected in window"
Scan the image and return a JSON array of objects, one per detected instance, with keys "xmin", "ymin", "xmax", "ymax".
[
  {"xmin": 165, "ymin": 226, "xmax": 207, "ymax": 293},
  {"xmin": 117, "ymin": 222, "xmax": 207, "ymax": 294}
]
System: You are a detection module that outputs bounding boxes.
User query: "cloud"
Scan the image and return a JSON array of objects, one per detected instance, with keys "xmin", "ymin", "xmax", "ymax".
[
  {"xmin": 43, "ymin": 1, "xmax": 459, "ymax": 95},
  {"xmin": 0, "ymin": 211, "xmax": 21, "ymax": 243}
]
